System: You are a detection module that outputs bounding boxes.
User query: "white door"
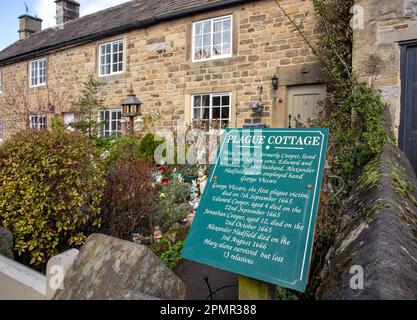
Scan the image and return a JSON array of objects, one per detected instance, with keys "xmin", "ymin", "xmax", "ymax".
[{"xmin": 287, "ymin": 84, "xmax": 327, "ymax": 128}]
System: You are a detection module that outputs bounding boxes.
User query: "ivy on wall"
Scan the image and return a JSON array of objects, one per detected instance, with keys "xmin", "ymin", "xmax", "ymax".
[{"xmin": 274, "ymin": 0, "xmax": 390, "ymax": 299}]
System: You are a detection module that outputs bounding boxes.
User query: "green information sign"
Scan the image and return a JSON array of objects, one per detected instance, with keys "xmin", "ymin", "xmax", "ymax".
[{"xmin": 182, "ymin": 128, "xmax": 329, "ymax": 292}]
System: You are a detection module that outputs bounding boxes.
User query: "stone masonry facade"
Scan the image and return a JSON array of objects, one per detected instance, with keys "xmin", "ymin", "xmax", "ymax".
[
  {"xmin": 353, "ymin": 0, "xmax": 417, "ymax": 139},
  {"xmin": 0, "ymin": 0, "xmax": 324, "ymax": 141}
]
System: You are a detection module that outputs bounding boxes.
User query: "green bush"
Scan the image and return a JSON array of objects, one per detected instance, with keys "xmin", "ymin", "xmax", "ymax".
[
  {"xmin": 138, "ymin": 133, "xmax": 165, "ymax": 160},
  {"xmin": 92, "ymin": 136, "xmax": 116, "ymax": 152},
  {"xmin": 150, "ymin": 181, "xmax": 192, "ymax": 232},
  {"xmin": 160, "ymin": 241, "xmax": 184, "ymax": 269},
  {"xmin": 107, "ymin": 135, "xmax": 141, "ymax": 164},
  {"xmin": 0, "ymin": 130, "xmax": 105, "ymax": 265}
]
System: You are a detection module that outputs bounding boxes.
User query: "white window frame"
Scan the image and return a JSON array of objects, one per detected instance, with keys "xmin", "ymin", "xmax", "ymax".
[
  {"xmin": 99, "ymin": 109, "xmax": 122, "ymax": 137},
  {"xmin": 98, "ymin": 40, "xmax": 124, "ymax": 77},
  {"xmin": 29, "ymin": 115, "xmax": 47, "ymax": 130},
  {"xmin": 192, "ymin": 15, "xmax": 233, "ymax": 62},
  {"xmin": 29, "ymin": 58, "xmax": 47, "ymax": 88},
  {"xmin": 191, "ymin": 92, "xmax": 232, "ymax": 128}
]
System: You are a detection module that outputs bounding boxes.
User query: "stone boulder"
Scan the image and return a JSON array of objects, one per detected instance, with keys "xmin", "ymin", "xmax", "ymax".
[
  {"xmin": 53, "ymin": 234, "xmax": 186, "ymax": 300},
  {"xmin": 0, "ymin": 227, "xmax": 14, "ymax": 260}
]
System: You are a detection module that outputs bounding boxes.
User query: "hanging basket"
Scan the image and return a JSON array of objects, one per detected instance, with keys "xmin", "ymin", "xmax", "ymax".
[{"xmin": 251, "ymin": 101, "xmax": 265, "ymax": 114}]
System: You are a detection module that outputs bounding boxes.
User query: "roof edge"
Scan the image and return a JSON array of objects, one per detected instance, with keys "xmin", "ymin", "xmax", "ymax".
[{"xmin": 0, "ymin": 0, "xmax": 253, "ymax": 67}]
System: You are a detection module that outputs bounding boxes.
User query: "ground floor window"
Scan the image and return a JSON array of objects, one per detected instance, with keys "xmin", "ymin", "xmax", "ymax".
[
  {"xmin": 99, "ymin": 109, "xmax": 122, "ymax": 137},
  {"xmin": 192, "ymin": 92, "xmax": 231, "ymax": 129},
  {"xmin": 29, "ymin": 115, "xmax": 47, "ymax": 130}
]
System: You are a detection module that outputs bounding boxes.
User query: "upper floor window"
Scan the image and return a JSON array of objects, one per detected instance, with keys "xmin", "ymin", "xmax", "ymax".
[
  {"xmin": 99, "ymin": 40, "xmax": 124, "ymax": 77},
  {"xmin": 99, "ymin": 109, "xmax": 122, "ymax": 137},
  {"xmin": 192, "ymin": 93, "xmax": 231, "ymax": 129},
  {"xmin": 192, "ymin": 15, "xmax": 232, "ymax": 62},
  {"xmin": 29, "ymin": 58, "xmax": 46, "ymax": 87},
  {"xmin": 29, "ymin": 115, "xmax": 47, "ymax": 130}
]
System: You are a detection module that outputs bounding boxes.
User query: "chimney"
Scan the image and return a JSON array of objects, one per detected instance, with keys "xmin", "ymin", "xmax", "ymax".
[
  {"xmin": 55, "ymin": 0, "xmax": 80, "ymax": 25},
  {"xmin": 18, "ymin": 15, "xmax": 43, "ymax": 40}
]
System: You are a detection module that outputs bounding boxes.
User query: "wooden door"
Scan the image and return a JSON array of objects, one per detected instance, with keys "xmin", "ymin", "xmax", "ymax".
[{"xmin": 287, "ymin": 84, "xmax": 327, "ymax": 128}]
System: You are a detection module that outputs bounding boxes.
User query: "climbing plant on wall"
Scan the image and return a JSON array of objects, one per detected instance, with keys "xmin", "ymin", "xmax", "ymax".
[{"xmin": 274, "ymin": 0, "xmax": 390, "ymax": 298}]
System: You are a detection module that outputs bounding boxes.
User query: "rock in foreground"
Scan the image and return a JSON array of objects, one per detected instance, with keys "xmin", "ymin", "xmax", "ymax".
[
  {"xmin": 0, "ymin": 227, "xmax": 14, "ymax": 260},
  {"xmin": 54, "ymin": 234, "xmax": 186, "ymax": 300}
]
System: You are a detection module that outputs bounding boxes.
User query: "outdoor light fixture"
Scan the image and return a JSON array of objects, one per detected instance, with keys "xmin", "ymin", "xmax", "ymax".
[
  {"xmin": 272, "ymin": 74, "xmax": 279, "ymax": 91},
  {"xmin": 121, "ymin": 85, "xmax": 142, "ymax": 135},
  {"xmin": 271, "ymin": 74, "xmax": 279, "ymax": 102}
]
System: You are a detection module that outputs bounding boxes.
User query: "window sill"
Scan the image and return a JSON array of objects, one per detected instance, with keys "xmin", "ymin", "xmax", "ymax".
[
  {"xmin": 192, "ymin": 54, "xmax": 233, "ymax": 64},
  {"xmin": 29, "ymin": 84, "xmax": 46, "ymax": 89},
  {"xmin": 98, "ymin": 71, "xmax": 124, "ymax": 79}
]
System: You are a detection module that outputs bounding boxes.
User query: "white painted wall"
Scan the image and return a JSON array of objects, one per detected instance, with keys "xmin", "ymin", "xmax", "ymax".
[
  {"xmin": 0, "ymin": 255, "xmax": 46, "ymax": 300},
  {"xmin": 0, "ymin": 249, "xmax": 79, "ymax": 300}
]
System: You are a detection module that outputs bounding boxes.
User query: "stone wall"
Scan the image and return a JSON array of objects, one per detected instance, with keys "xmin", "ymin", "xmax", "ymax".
[
  {"xmin": 317, "ymin": 143, "xmax": 417, "ymax": 300},
  {"xmin": 0, "ymin": 0, "xmax": 324, "ymax": 140},
  {"xmin": 353, "ymin": 0, "xmax": 417, "ymax": 138}
]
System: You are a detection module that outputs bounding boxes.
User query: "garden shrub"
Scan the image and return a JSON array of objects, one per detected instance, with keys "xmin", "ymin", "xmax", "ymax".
[
  {"xmin": 150, "ymin": 180, "xmax": 192, "ymax": 232},
  {"xmin": 100, "ymin": 160, "xmax": 156, "ymax": 240},
  {"xmin": 160, "ymin": 241, "xmax": 184, "ymax": 269},
  {"xmin": 274, "ymin": 0, "xmax": 389, "ymax": 299},
  {"xmin": 0, "ymin": 130, "xmax": 105, "ymax": 265},
  {"xmin": 107, "ymin": 135, "xmax": 142, "ymax": 164},
  {"xmin": 138, "ymin": 133, "xmax": 165, "ymax": 160},
  {"xmin": 92, "ymin": 136, "xmax": 116, "ymax": 152}
]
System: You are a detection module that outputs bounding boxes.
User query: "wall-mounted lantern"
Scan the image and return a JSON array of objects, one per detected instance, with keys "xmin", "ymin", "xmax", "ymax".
[
  {"xmin": 121, "ymin": 85, "xmax": 142, "ymax": 135},
  {"xmin": 271, "ymin": 74, "xmax": 279, "ymax": 102}
]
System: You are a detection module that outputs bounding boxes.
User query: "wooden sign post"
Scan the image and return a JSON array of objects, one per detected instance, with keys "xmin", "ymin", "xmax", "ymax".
[
  {"xmin": 182, "ymin": 129, "xmax": 329, "ymax": 297},
  {"xmin": 239, "ymin": 276, "xmax": 276, "ymax": 300}
]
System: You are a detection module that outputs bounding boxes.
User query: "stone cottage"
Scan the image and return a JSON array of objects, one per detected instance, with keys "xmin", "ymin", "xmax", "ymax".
[
  {"xmin": 0, "ymin": 0, "xmax": 326, "ymax": 142},
  {"xmin": 353, "ymin": 0, "xmax": 417, "ymax": 172}
]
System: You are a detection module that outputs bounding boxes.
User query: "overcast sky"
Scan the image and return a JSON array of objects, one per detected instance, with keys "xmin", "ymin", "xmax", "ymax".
[{"xmin": 0, "ymin": 0, "xmax": 132, "ymax": 51}]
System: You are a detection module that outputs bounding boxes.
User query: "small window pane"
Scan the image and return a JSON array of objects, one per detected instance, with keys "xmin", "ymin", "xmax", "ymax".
[
  {"xmin": 223, "ymin": 18, "xmax": 231, "ymax": 30},
  {"xmin": 214, "ymin": 33, "xmax": 222, "ymax": 46},
  {"xmin": 194, "ymin": 48, "xmax": 203, "ymax": 60},
  {"xmin": 203, "ymin": 34, "xmax": 211, "ymax": 46},
  {"xmin": 223, "ymin": 31, "xmax": 231, "ymax": 44},
  {"xmin": 195, "ymin": 22, "xmax": 203, "ymax": 35},
  {"xmin": 195, "ymin": 35, "xmax": 202, "ymax": 47},
  {"xmin": 222, "ymin": 108, "xmax": 230, "ymax": 120},
  {"xmin": 213, "ymin": 96, "xmax": 221, "ymax": 106},
  {"xmin": 194, "ymin": 95, "xmax": 202, "ymax": 107},
  {"xmin": 202, "ymin": 108, "xmax": 210, "ymax": 119},
  {"xmin": 213, "ymin": 107, "xmax": 221, "ymax": 119},
  {"xmin": 202, "ymin": 95, "xmax": 210, "ymax": 107},
  {"xmin": 203, "ymin": 47, "xmax": 211, "ymax": 59},
  {"xmin": 193, "ymin": 108, "xmax": 201, "ymax": 119},
  {"xmin": 213, "ymin": 46, "xmax": 222, "ymax": 56},
  {"xmin": 214, "ymin": 21, "xmax": 222, "ymax": 32},
  {"xmin": 222, "ymin": 95, "xmax": 230, "ymax": 106},
  {"xmin": 203, "ymin": 21, "xmax": 211, "ymax": 33}
]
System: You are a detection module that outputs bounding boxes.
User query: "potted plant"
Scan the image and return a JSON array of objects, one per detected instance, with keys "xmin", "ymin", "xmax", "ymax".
[{"xmin": 251, "ymin": 101, "xmax": 265, "ymax": 114}]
